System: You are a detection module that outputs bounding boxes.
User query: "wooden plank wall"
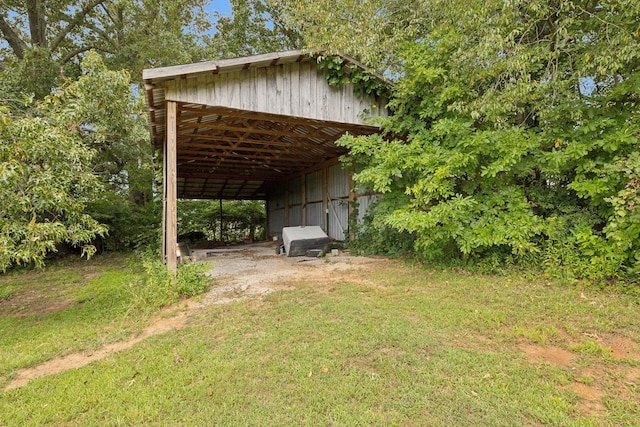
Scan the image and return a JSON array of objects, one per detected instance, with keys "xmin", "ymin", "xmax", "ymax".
[
  {"xmin": 164, "ymin": 61, "xmax": 387, "ymax": 125},
  {"xmin": 267, "ymin": 160, "xmax": 356, "ymax": 241}
]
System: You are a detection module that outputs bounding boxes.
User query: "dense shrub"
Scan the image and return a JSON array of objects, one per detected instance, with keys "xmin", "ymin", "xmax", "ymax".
[
  {"xmin": 339, "ymin": 1, "xmax": 640, "ymax": 285},
  {"xmin": 128, "ymin": 252, "xmax": 211, "ymax": 313}
]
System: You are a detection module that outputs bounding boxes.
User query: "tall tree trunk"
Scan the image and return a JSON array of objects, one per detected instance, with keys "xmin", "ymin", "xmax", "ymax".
[{"xmin": 27, "ymin": 0, "xmax": 47, "ymax": 48}]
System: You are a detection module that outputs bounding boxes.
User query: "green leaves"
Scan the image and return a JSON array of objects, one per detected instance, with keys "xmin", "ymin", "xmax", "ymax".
[
  {"xmin": 205, "ymin": 0, "xmax": 301, "ymax": 59},
  {"xmin": 330, "ymin": 0, "xmax": 640, "ymax": 282},
  {"xmin": 0, "ymin": 109, "xmax": 107, "ymax": 271},
  {"xmin": 53, "ymin": 51, "xmax": 151, "ymax": 182},
  {"xmin": 315, "ymin": 55, "xmax": 388, "ymax": 99},
  {"xmin": 0, "ymin": 51, "xmax": 158, "ymax": 269}
]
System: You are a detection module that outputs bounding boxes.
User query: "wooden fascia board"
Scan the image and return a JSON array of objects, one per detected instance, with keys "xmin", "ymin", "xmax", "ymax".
[
  {"xmin": 142, "ymin": 49, "xmax": 311, "ymax": 84},
  {"xmin": 142, "ymin": 49, "xmax": 391, "ymax": 97}
]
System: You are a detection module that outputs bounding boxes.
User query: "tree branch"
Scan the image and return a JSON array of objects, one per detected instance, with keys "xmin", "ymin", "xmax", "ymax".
[
  {"xmin": 50, "ymin": 0, "xmax": 106, "ymax": 54},
  {"xmin": 59, "ymin": 44, "xmax": 115, "ymax": 64},
  {"xmin": 0, "ymin": 14, "xmax": 27, "ymax": 58}
]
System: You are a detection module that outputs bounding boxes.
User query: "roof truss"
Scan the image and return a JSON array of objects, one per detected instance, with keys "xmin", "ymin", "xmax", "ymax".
[{"xmin": 155, "ymin": 103, "xmax": 379, "ymax": 199}]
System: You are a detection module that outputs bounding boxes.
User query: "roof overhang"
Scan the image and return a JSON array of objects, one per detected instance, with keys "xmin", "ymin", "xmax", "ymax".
[{"xmin": 143, "ymin": 50, "xmax": 388, "ymax": 200}]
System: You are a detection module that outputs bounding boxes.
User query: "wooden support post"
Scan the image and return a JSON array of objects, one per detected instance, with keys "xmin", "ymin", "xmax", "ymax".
[
  {"xmin": 301, "ymin": 173, "xmax": 306, "ymax": 226},
  {"xmin": 162, "ymin": 138, "xmax": 167, "ymax": 263},
  {"xmin": 322, "ymin": 167, "xmax": 328, "ymax": 233},
  {"xmin": 165, "ymin": 101, "xmax": 178, "ymax": 273},
  {"xmin": 348, "ymin": 170, "xmax": 356, "ymax": 242}
]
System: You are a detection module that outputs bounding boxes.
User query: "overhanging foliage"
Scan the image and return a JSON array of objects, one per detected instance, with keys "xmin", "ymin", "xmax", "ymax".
[
  {"xmin": 328, "ymin": 0, "xmax": 640, "ymax": 283},
  {"xmin": 0, "ymin": 107, "xmax": 107, "ymax": 270}
]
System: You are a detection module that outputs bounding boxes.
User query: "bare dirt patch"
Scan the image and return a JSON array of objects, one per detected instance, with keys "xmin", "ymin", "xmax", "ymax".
[
  {"xmin": 520, "ymin": 344, "xmax": 576, "ymax": 368},
  {"xmin": 0, "ymin": 280, "xmax": 76, "ymax": 317},
  {"xmin": 5, "ymin": 308, "xmax": 190, "ymax": 390},
  {"xmin": 570, "ymin": 382, "xmax": 607, "ymax": 417},
  {"xmin": 625, "ymin": 367, "xmax": 640, "ymax": 382},
  {"xmin": 519, "ymin": 340, "xmax": 640, "ymax": 421},
  {"xmin": 194, "ymin": 243, "xmax": 384, "ymax": 306},
  {"xmin": 519, "ymin": 344, "xmax": 609, "ymax": 419},
  {"xmin": 4, "ymin": 242, "xmax": 383, "ymax": 390},
  {"xmin": 600, "ymin": 334, "xmax": 640, "ymax": 361}
]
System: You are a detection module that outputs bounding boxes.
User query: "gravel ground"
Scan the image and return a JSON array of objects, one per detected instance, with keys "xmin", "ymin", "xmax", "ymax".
[{"xmin": 190, "ymin": 241, "xmax": 380, "ymax": 306}]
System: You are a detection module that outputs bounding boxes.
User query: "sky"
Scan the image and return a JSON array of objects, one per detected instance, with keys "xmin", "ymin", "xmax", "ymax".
[{"xmin": 206, "ymin": 0, "xmax": 233, "ymax": 19}]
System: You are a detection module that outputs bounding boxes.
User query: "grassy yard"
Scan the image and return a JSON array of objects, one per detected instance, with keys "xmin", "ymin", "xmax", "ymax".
[
  {"xmin": 1, "ymin": 253, "xmax": 639, "ymax": 426},
  {"xmin": 0, "ymin": 253, "xmax": 155, "ymax": 385}
]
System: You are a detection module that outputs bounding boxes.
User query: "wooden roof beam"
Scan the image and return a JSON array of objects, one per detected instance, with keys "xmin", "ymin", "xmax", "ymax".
[
  {"xmin": 177, "ymin": 149, "xmax": 321, "ymax": 164},
  {"xmin": 177, "ymin": 156, "xmax": 316, "ymax": 169}
]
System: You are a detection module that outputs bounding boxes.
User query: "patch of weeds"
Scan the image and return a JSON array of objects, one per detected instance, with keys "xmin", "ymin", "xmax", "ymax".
[
  {"xmin": 514, "ymin": 325, "xmax": 560, "ymax": 345},
  {"xmin": 128, "ymin": 256, "xmax": 176, "ymax": 311},
  {"xmin": 0, "ymin": 285, "xmax": 14, "ymax": 300},
  {"xmin": 576, "ymin": 376, "xmax": 595, "ymax": 386},
  {"xmin": 570, "ymin": 339, "xmax": 612, "ymax": 358},
  {"xmin": 176, "ymin": 262, "xmax": 211, "ymax": 298},
  {"xmin": 127, "ymin": 253, "xmax": 212, "ymax": 313}
]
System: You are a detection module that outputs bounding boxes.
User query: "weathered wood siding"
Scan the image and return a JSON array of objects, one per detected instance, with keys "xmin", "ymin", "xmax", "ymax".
[
  {"xmin": 327, "ymin": 164, "xmax": 350, "ymax": 240},
  {"xmin": 266, "ymin": 161, "xmax": 379, "ymax": 242},
  {"xmin": 164, "ymin": 61, "xmax": 386, "ymax": 125},
  {"xmin": 268, "ymin": 191, "xmax": 286, "ymax": 239}
]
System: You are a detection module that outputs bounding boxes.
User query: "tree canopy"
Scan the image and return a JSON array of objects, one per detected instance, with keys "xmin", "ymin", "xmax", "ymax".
[
  {"xmin": 289, "ymin": 0, "xmax": 640, "ymax": 282},
  {"xmin": 206, "ymin": 0, "xmax": 301, "ymax": 58},
  {"xmin": 0, "ymin": 0, "xmax": 211, "ymax": 97},
  {"xmin": 0, "ymin": 1, "xmax": 289, "ymax": 269},
  {"xmin": 0, "ymin": 103, "xmax": 107, "ymax": 270}
]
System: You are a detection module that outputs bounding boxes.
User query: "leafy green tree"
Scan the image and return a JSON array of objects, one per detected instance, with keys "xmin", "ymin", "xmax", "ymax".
[
  {"xmin": 281, "ymin": 0, "xmax": 427, "ymax": 70},
  {"xmin": 178, "ymin": 200, "xmax": 218, "ymax": 241},
  {"xmin": 0, "ymin": 0, "xmax": 210, "ymax": 255},
  {"xmin": 177, "ymin": 200, "xmax": 266, "ymax": 243},
  {"xmin": 0, "ymin": 105, "xmax": 107, "ymax": 270},
  {"xmin": 0, "ymin": 50, "xmax": 160, "ymax": 265},
  {"xmin": 53, "ymin": 51, "xmax": 151, "ymax": 194},
  {"xmin": 219, "ymin": 200, "xmax": 266, "ymax": 242},
  {"xmin": 53, "ymin": 51, "xmax": 158, "ymax": 250},
  {"xmin": 205, "ymin": 0, "xmax": 301, "ymax": 58},
  {"xmin": 0, "ymin": 0, "xmax": 211, "ymax": 97},
  {"xmin": 306, "ymin": 0, "xmax": 640, "ymax": 282}
]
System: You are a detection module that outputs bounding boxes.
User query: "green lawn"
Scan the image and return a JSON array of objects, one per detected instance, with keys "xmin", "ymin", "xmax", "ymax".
[
  {"xmin": 1, "ymin": 254, "xmax": 639, "ymax": 426},
  {"xmin": 0, "ymin": 253, "xmax": 151, "ymax": 384}
]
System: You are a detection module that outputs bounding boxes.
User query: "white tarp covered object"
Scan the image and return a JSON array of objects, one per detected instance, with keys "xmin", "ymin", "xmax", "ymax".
[{"xmin": 282, "ymin": 226, "xmax": 329, "ymax": 257}]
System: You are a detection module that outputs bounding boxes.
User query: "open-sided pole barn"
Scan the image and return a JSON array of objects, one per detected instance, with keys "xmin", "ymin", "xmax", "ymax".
[{"xmin": 143, "ymin": 50, "xmax": 388, "ymax": 271}]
